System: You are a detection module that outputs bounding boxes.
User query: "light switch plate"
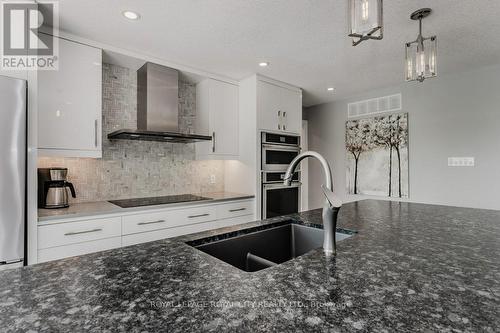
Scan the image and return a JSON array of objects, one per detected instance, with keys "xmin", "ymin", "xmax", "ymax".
[{"xmin": 448, "ymin": 157, "xmax": 475, "ymax": 167}]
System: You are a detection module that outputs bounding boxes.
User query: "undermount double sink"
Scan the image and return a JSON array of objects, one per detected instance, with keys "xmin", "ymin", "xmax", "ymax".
[{"xmin": 187, "ymin": 220, "xmax": 354, "ymax": 272}]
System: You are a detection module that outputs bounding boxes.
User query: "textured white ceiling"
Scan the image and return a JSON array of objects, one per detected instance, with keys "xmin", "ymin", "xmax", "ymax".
[{"xmin": 54, "ymin": 0, "xmax": 500, "ymax": 106}]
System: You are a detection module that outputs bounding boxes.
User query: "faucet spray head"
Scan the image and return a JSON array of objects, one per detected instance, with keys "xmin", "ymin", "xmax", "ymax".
[{"xmin": 321, "ymin": 185, "xmax": 342, "ymax": 208}]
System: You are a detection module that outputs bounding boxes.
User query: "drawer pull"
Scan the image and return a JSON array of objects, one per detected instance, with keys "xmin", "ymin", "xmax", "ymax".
[
  {"xmin": 94, "ymin": 119, "xmax": 98, "ymax": 147},
  {"xmin": 188, "ymin": 213, "xmax": 210, "ymax": 219},
  {"xmin": 229, "ymin": 208, "xmax": 247, "ymax": 212},
  {"xmin": 212, "ymin": 132, "xmax": 216, "ymax": 153},
  {"xmin": 64, "ymin": 228, "xmax": 102, "ymax": 236},
  {"xmin": 137, "ymin": 220, "xmax": 166, "ymax": 226}
]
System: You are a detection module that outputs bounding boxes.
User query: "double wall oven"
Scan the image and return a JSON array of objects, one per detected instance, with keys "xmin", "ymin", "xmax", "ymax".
[{"xmin": 261, "ymin": 132, "xmax": 301, "ymax": 219}]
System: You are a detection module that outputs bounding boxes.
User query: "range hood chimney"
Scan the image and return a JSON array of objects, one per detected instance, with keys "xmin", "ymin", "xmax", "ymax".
[{"xmin": 108, "ymin": 62, "xmax": 212, "ymax": 143}]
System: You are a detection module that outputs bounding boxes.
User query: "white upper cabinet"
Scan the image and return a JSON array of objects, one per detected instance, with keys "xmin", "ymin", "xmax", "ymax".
[
  {"xmin": 257, "ymin": 79, "xmax": 302, "ymax": 134},
  {"xmin": 38, "ymin": 37, "xmax": 102, "ymax": 158},
  {"xmin": 196, "ymin": 79, "xmax": 239, "ymax": 159},
  {"xmin": 280, "ymin": 86, "xmax": 302, "ymax": 134}
]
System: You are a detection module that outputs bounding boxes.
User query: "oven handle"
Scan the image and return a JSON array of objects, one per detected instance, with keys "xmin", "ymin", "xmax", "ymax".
[
  {"xmin": 262, "ymin": 143, "xmax": 301, "ymax": 152},
  {"xmin": 261, "ymin": 140, "xmax": 301, "ymax": 148},
  {"xmin": 262, "ymin": 171, "xmax": 300, "ymax": 183},
  {"xmin": 263, "ymin": 182, "xmax": 301, "ymax": 190}
]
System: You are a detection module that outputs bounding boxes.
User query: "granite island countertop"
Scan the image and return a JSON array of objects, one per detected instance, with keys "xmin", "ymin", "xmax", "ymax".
[
  {"xmin": 38, "ymin": 191, "xmax": 255, "ymax": 223},
  {"xmin": 2, "ymin": 200, "xmax": 500, "ymax": 332}
]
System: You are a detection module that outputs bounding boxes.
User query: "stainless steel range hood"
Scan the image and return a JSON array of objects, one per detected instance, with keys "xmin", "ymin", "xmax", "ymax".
[{"xmin": 108, "ymin": 62, "xmax": 212, "ymax": 143}]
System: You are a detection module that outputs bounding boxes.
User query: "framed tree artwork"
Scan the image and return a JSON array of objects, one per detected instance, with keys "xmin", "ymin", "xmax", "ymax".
[{"xmin": 346, "ymin": 113, "xmax": 409, "ymax": 198}]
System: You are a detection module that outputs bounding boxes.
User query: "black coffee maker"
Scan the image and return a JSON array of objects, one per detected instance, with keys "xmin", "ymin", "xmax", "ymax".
[{"xmin": 38, "ymin": 168, "xmax": 76, "ymax": 208}]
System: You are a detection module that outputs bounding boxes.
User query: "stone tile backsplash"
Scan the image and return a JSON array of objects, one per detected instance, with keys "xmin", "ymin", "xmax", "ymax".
[{"xmin": 38, "ymin": 63, "xmax": 224, "ymax": 203}]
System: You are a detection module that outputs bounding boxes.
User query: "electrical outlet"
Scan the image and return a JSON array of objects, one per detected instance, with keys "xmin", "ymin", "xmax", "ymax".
[
  {"xmin": 448, "ymin": 157, "xmax": 475, "ymax": 167},
  {"xmin": 210, "ymin": 175, "xmax": 216, "ymax": 184}
]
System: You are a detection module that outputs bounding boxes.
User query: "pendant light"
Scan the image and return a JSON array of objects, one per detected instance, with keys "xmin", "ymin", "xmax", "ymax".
[
  {"xmin": 405, "ymin": 8, "xmax": 437, "ymax": 82},
  {"xmin": 348, "ymin": 0, "xmax": 383, "ymax": 46}
]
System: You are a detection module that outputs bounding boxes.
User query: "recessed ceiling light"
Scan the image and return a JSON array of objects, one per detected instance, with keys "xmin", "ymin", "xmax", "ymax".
[
  {"xmin": 327, "ymin": 87, "xmax": 335, "ymax": 91},
  {"xmin": 122, "ymin": 10, "xmax": 140, "ymax": 20},
  {"xmin": 259, "ymin": 62, "xmax": 269, "ymax": 67}
]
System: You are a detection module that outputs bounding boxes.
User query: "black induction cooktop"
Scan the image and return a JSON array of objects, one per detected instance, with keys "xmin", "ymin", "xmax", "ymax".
[{"xmin": 109, "ymin": 194, "xmax": 211, "ymax": 208}]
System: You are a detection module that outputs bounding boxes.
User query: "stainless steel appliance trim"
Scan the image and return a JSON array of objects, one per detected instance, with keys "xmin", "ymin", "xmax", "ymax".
[
  {"xmin": 262, "ymin": 170, "xmax": 301, "ymax": 183},
  {"xmin": 261, "ymin": 132, "xmax": 301, "ymax": 147},
  {"xmin": 263, "ymin": 182, "xmax": 301, "ymax": 190},
  {"xmin": 261, "ymin": 182, "xmax": 301, "ymax": 219},
  {"xmin": 137, "ymin": 220, "xmax": 166, "ymax": 226},
  {"xmin": 261, "ymin": 143, "xmax": 301, "ymax": 152},
  {"xmin": 138, "ymin": 62, "xmax": 179, "ymax": 132},
  {"xmin": 261, "ymin": 144, "xmax": 301, "ymax": 172},
  {"xmin": 109, "ymin": 63, "xmax": 212, "ymax": 143},
  {"xmin": 64, "ymin": 228, "xmax": 103, "ymax": 236},
  {"xmin": 188, "ymin": 213, "xmax": 210, "ymax": 218}
]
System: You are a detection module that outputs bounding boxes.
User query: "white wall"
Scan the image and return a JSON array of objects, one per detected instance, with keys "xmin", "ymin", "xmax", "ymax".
[{"xmin": 306, "ymin": 64, "xmax": 500, "ymax": 211}]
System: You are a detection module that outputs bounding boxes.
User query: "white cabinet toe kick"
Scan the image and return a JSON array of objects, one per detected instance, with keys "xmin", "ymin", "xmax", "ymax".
[{"xmin": 37, "ymin": 199, "xmax": 255, "ymax": 263}]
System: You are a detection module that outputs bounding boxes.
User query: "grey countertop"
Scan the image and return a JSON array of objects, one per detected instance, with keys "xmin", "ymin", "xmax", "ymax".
[
  {"xmin": 38, "ymin": 192, "xmax": 254, "ymax": 223},
  {"xmin": 3, "ymin": 200, "xmax": 500, "ymax": 332}
]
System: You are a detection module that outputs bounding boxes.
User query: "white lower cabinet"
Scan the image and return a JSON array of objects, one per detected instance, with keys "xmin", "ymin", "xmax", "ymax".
[
  {"xmin": 37, "ymin": 199, "xmax": 255, "ymax": 263},
  {"xmin": 38, "ymin": 216, "xmax": 122, "ymax": 249},
  {"xmin": 122, "ymin": 221, "xmax": 219, "ymax": 247},
  {"xmin": 38, "ymin": 237, "xmax": 122, "ymax": 263},
  {"xmin": 216, "ymin": 200, "xmax": 254, "ymax": 220},
  {"xmin": 216, "ymin": 214, "xmax": 255, "ymax": 229},
  {"xmin": 120, "ymin": 207, "xmax": 217, "ymax": 236},
  {"xmin": 37, "ymin": 216, "xmax": 122, "ymax": 263}
]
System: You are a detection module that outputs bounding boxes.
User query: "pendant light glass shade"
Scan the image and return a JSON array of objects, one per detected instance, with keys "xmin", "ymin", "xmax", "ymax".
[
  {"xmin": 348, "ymin": 0, "xmax": 383, "ymax": 46},
  {"xmin": 405, "ymin": 9, "xmax": 437, "ymax": 82}
]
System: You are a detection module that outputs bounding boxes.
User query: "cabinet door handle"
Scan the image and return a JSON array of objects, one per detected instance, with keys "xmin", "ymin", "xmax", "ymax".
[
  {"xmin": 94, "ymin": 119, "xmax": 98, "ymax": 147},
  {"xmin": 188, "ymin": 213, "xmax": 210, "ymax": 219},
  {"xmin": 283, "ymin": 111, "xmax": 287, "ymax": 118},
  {"xmin": 283, "ymin": 125, "xmax": 286, "ymax": 131},
  {"xmin": 212, "ymin": 131, "xmax": 216, "ymax": 153},
  {"xmin": 278, "ymin": 124, "xmax": 281, "ymax": 130},
  {"xmin": 65, "ymin": 228, "xmax": 102, "ymax": 236},
  {"xmin": 229, "ymin": 208, "xmax": 246, "ymax": 212},
  {"xmin": 137, "ymin": 220, "xmax": 166, "ymax": 226}
]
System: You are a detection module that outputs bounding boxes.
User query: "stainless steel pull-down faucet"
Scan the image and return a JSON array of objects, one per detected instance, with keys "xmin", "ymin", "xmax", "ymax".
[{"xmin": 283, "ymin": 151, "xmax": 342, "ymax": 255}]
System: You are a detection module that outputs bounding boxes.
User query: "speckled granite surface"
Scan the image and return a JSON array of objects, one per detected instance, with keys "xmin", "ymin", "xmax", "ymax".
[{"xmin": 2, "ymin": 200, "xmax": 500, "ymax": 332}]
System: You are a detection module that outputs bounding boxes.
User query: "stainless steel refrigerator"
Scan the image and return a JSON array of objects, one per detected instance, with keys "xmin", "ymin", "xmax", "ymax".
[{"xmin": 0, "ymin": 75, "xmax": 27, "ymax": 269}]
